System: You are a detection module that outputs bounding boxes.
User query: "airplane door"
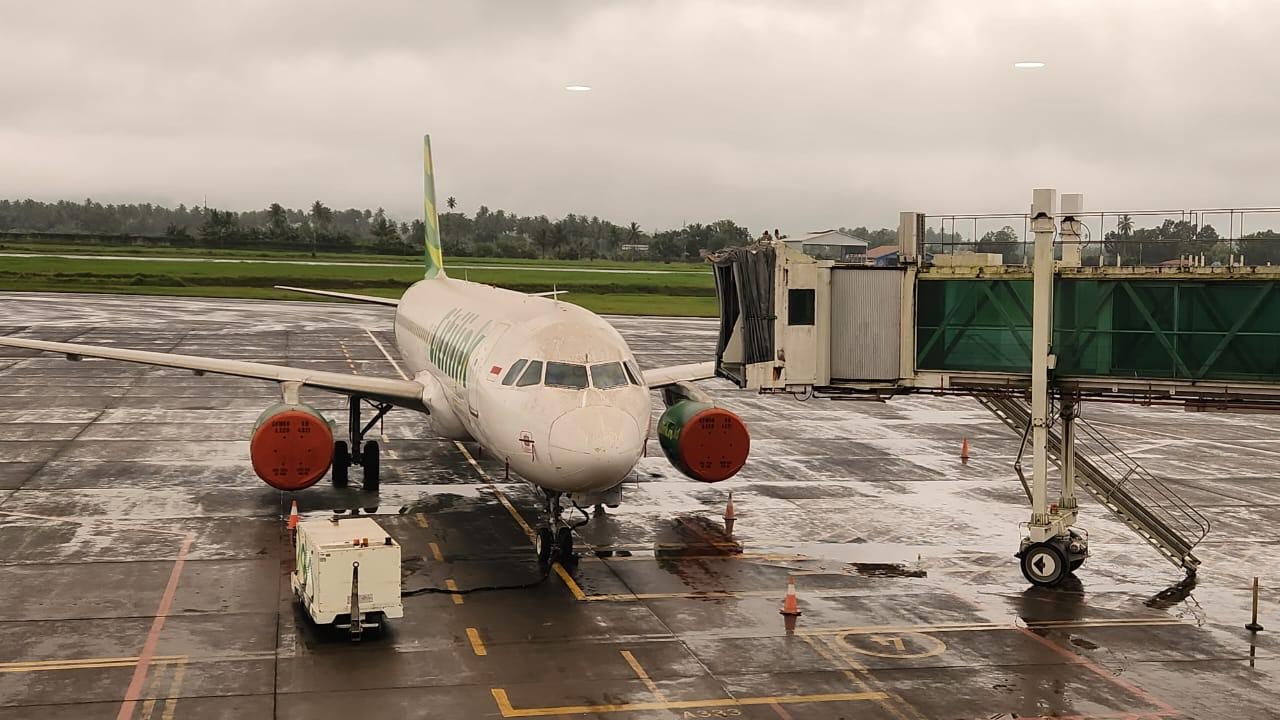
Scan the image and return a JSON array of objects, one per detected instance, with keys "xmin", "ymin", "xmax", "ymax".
[{"xmin": 467, "ymin": 322, "xmax": 509, "ymax": 420}]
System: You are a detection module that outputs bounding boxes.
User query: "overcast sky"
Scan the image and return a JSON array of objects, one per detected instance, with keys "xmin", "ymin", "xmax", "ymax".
[{"xmin": 2, "ymin": 1, "xmax": 1277, "ymax": 234}]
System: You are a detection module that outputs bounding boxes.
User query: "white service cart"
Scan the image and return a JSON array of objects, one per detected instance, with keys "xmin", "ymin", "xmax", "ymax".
[{"xmin": 291, "ymin": 515, "xmax": 404, "ymax": 640}]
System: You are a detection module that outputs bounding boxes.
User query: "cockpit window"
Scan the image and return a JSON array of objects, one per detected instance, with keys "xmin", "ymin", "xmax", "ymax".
[
  {"xmin": 516, "ymin": 360, "xmax": 543, "ymax": 387},
  {"xmin": 501, "ymin": 359, "xmax": 528, "ymax": 386},
  {"xmin": 623, "ymin": 360, "xmax": 642, "ymax": 386},
  {"xmin": 545, "ymin": 361, "xmax": 589, "ymax": 389},
  {"xmin": 590, "ymin": 362, "xmax": 628, "ymax": 390}
]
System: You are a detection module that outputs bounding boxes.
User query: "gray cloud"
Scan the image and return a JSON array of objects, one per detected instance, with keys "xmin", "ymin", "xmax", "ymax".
[{"xmin": 2, "ymin": 0, "xmax": 1278, "ymax": 235}]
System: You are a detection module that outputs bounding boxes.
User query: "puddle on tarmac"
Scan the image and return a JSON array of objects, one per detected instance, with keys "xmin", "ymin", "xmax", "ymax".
[{"xmin": 849, "ymin": 562, "xmax": 927, "ymax": 578}]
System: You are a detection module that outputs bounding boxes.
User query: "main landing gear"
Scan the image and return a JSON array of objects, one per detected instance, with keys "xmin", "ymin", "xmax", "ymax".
[
  {"xmin": 333, "ymin": 395, "xmax": 390, "ymax": 493},
  {"xmin": 534, "ymin": 491, "xmax": 576, "ymax": 568}
]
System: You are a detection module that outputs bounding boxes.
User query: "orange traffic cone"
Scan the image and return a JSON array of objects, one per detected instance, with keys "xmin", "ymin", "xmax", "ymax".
[
  {"xmin": 960, "ymin": 437, "xmax": 970, "ymax": 462},
  {"xmin": 723, "ymin": 493, "xmax": 736, "ymax": 537},
  {"xmin": 287, "ymin": 500, "xmax": 299, "ymax": 531},
  {"xmin": 780, "ymin": 575, "xmax": 802, "ymax": 633}
]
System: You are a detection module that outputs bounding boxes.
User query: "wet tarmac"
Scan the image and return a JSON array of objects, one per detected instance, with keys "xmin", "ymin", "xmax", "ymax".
[{"xmin": 1, "ymin": 291, "xmax": 1277, "ymax": 719}]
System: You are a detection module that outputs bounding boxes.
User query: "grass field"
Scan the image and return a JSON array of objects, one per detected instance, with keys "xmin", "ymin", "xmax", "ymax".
[
  {"xmin": 0, "ymin": 241, "xmax": 710, "ymax": 274},
  {"xmin": 0, "ymin": 251, "xmax": 719, "ymax": 317}
]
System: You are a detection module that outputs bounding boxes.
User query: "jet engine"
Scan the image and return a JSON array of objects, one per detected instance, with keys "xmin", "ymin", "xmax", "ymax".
[
  {"xmin": 657, "ymin": 400, "xmax": 750, "ymax": 482},
  {"xmin": 249, "ymin": 403, "xmax": 334, "ymax": 490}
]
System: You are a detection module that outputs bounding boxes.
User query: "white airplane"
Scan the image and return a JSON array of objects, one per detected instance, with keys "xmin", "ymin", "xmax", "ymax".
[{"xmin": 0, "ymin": 136, "xmax": 750, "ymax": 565}]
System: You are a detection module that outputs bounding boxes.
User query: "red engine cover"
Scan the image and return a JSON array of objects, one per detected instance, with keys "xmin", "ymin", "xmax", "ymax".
[
  {"xmin": 249, "ymin": 405, "xmax": 334, "ymax": 491},
  {"xmin": 658, "ymin": 401, "xmax": 750, "ymax": 483}
]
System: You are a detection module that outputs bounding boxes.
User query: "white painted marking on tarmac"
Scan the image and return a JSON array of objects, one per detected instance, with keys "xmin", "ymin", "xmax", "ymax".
[{"xmin": 365, "ymin": 329, "xmax": 409, "ymax": 380}]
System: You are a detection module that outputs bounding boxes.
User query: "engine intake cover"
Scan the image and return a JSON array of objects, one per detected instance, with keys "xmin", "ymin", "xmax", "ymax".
[
  {"xmin": 657, "ymin": 400, "xmax": 749, "ymax": 482},
  {"xmin": 250, "ymin": 403, "xmax": 334, "ymax": 491}
]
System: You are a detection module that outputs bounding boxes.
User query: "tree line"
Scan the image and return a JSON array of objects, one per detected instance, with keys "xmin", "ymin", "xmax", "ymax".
[{"xmin": 0, "ymin": 197, "xmax": 756, "ymax": 262}]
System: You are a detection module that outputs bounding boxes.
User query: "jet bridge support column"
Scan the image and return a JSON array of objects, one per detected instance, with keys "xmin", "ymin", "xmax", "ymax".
[{"xmin": 1017, "ymin": 188, "xmax": 1088, "ymax": 586}]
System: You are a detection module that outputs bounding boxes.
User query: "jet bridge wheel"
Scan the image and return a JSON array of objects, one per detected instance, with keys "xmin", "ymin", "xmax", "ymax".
[
  {"xmin": 361, "ymin": 441, "xmax": 380, "ymax": 493},
  {"xmin": 332, "ymin": 441, "xmax": 350, "ymax": 488},
  {"xmin": 1020, "ymin": 542, "xmax": 1068, "ymax": 587}
]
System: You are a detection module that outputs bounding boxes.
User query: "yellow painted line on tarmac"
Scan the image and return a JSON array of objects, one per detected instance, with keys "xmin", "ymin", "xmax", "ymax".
[
  {"xmin": 466, "ymin": 627, "xmax": 488, "ymax": 657},
  {"xmin": 619, "ymin": 650, "xmax": 667, "ymax": 703},
  {"xmin": 489, "ymin": 688, "xmax": 887, "ymax": 718},
  {"xmin": 446, "ymin": 578, "xmax": 464, "ymax": 605},
  {"xmin": 552, "ymin": 563, "xmax": 587, "ymax": 601},
  {"xmin": 452, "ymin": 440, "xmax": 537, "ymax": 542},
  {"xmin": 414, "ymin": 513, "xmax": 429, "ymax": 529},
  {"xmin": 429, "ymin": 542, "xmax": 445, "ymax": 562},
  {"xmin": 798, "ymin": 632, "xmax": 921, "ymax": 717},
  {"xmin": 796, "ymin": 617, "xmax": 1187, "ymax": 638},
  {"xmin": 0, "ymin": 655, "xmax": 185, "ymax": 673}
]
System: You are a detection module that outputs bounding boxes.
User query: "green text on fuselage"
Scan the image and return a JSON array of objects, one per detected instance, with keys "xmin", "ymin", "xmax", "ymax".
[{"xmin": 429, "ymin": 308, "xmax": 491, "ymax": 387}]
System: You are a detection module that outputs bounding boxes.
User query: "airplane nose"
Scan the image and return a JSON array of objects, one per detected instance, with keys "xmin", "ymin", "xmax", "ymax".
[{"xmin": 549, "ymin": 406, "xmax": 642, "ymax": 489}]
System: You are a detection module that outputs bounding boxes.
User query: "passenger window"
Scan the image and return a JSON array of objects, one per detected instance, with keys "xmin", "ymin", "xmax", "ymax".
[
  {"xmin": 516, "ymin": 360, "xmax": 543, "ymax": 387},
  {"xmin": 501, "ymin": 359, "xmax": 528, "ymax": 386},
  {"xmin": 623, "ymin": 360, "xmax": 642, "ymax": 386},
  {"xmin": 545, "ymin": 361, "xmax": 589, "ymax": 389},
  {"xmin": 590, "ymin": 362, "xmax": 628, "ymax": 389}
]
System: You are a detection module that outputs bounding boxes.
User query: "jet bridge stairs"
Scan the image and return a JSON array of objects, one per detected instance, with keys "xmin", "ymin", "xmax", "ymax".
[{"xmin": 974, "ymin": 393, "xmax": 1209, "ymax": 574}]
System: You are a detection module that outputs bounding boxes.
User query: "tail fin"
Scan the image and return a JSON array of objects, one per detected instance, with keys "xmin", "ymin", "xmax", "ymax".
[{"xmin": 423, "ymin": 135, "xmax": 445, "ymax": 279}]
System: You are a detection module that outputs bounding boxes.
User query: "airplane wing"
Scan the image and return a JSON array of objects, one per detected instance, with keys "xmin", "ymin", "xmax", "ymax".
[
  {"xmin": 0, "ymin": 337, "xmax": 426, "ymax": 411},
  {"xmin": 642, "ymin": 361, "xmax": 716, "ymax": 389},
  {"xmin": 275, "ymin": 286, "xmax": 400, "ymax": 306}
]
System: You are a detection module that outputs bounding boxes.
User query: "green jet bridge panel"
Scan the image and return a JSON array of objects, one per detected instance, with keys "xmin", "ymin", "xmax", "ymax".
[{"xmin": 917, "ymin": 273, "xmax": 1280, "ymax": 387}]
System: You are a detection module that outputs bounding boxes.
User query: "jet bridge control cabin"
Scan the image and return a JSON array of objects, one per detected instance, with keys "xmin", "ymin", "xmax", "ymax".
[{"xmin": 711, "ymin": 190, "xmax": 1280, "ymax": 586}]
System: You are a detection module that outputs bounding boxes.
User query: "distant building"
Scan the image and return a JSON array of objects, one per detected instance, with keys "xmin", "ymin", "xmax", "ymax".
[
  {"xmin": 620, "ymin": 243, "xmax": 650, "ymax": 252},
  {"xmin": 783, "ymin": 229, "xmax": 869, "ymax": 264},
  {"xmin": 867, "ymin": 245, "xmax": 901, "ymax": 267}
]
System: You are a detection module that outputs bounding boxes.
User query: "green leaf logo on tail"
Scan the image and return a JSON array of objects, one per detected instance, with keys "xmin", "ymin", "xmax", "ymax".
[{"xmin": 423, "ymin": 135, "xmax": 445, "ymax": 279}]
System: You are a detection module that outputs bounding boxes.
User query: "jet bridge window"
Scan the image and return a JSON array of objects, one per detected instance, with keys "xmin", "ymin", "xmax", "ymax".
[
  {"xmin": 590, "ymin": 362, "xmax": 628, "ymax": 389},
  {"xmin": 501, "ymin": 359, "xmax": 528, "ymax": 386},
  {"xmin": 545, "ymin": 361, "xmax": 589, "ymax": 389},
  {"xmin": 788, "ymin": 288, "xmax": 815, "ymax": 326},
  {"xmin": 516, "ymin": 360, "xmax": 543, "ymax": 387}
]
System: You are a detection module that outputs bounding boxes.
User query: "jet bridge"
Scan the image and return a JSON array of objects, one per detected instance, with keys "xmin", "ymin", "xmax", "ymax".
[{"xmin": 712, "ymin": 189, "xmax": 1280, "ymax": 585}]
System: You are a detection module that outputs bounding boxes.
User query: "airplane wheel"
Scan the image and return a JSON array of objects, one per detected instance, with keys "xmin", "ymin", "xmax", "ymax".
[
  {"xmin": 535, "ymin": 528, "xmax": 554, "ymax": 566},
  {"xmin": 362, "ymin": 441, "xmax": 380, "ymax": 493},
  {"xmin": 555, "ymin": 527, "xmax": 575, "ymax": 565},
  {"xmin": 1021, "ymin": 542, "xmax": 1067, "ymax": 587},
  {"xmin": 332, "ymin": 441, "xmax": 349, "ymax": 488}
]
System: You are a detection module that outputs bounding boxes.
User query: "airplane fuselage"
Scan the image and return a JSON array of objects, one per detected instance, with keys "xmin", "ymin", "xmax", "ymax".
[{"xmin": 393, "ymin": 277, "xmax": 650, "ymax": 494}]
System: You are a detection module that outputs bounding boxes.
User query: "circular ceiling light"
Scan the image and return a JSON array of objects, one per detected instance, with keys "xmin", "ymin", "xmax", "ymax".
[
  {"xmin": 564, "ymin": 84, "xmax": 593, "ymax": 92},
  {"xmin": 1013, "ymin": 61, "xmax": 1046, "ymax": 69}
]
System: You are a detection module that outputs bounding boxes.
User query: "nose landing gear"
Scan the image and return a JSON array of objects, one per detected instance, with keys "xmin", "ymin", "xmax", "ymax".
[{"xmin": 535, "ymin": 491, "xmax": 576, "ymax": 567}]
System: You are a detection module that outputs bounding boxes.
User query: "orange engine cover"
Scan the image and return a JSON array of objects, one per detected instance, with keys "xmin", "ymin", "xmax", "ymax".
[
  {"xmin": 249, "ymin": 404, "xmax": 334, "ymax": 491},
  {"xmin": 657, "ymin": 401, "xmax": 750, "ymax": 483}
]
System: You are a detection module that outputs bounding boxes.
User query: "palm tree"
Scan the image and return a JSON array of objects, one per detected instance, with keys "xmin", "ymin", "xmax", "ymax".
[
  {"xmin": 446, "ymin": 196, "xmax": 457, "ymax": 210},
  {"xmin": 308, "ymin": 201, "xmax": 331, "ymax": 257},
  {"xmin": 1117, "ymin": 214, "xmax": 1134, "ymax": 264},
  {"xmin": 627, "ymin": 222, "xmax": 641, "ymax": 242},
  {"xmin": 1117, "ymin": 214, "xmax": 1134, "ymax": 237}
]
